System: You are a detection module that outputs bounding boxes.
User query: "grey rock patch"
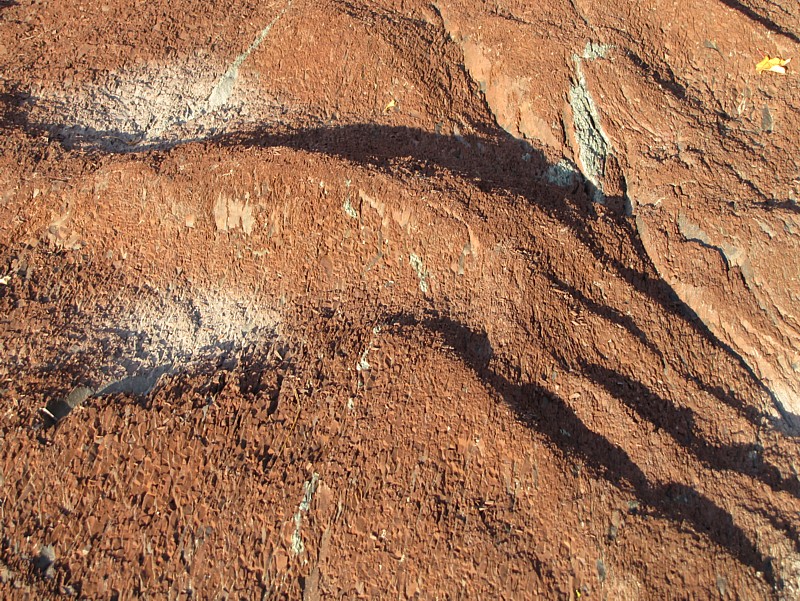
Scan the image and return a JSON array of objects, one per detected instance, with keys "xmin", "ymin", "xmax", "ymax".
[
  {"xmin": 291, "ymin": 473, "xmax": 319, "ymax": 556},
  {"xmin": 715, "ymin": 574, "xmax": 727, "ymax": 596},
  {"xmin": 582, "ymin": 41, "xmax": 613, "ymax": 60},
  {"xmin": 569, "ymin": 50, "xmax": 614, "ymax": 204},
  {"xmin": 409, "ymin": 254, "xmax": 429, "ymax": 293},
  {"xmin": 34, "ymin": 545, "xmax": 56, "ymax": 579},
  {"xmin": 761, "ymin": 105, "xmax": 774, "ymax": 133},
  {"xmin": 543, "ymin": 159, "xmax": 581, "ymax": 188},
  {"xmin": 41, "ymin": 386, "xmax": 93, "ymax": 424},
  {"xmin": 97, "ymin": 364, "xmax": 174, "ymax": 398},
  {"xmin": 677, "ymin": 212, "xmax": 711, "ymax": 245},
  {"xmin": 596, "ymin": 558, "xmax": 607, "ymax": 582},
  {"xmin": 207, "ymin": 0, "xmax": 294, "ymax": 111}
]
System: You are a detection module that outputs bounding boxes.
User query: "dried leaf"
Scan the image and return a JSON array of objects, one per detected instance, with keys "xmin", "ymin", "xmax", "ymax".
[
  {"xmin": 756, "ymin": 55, "xmax": 791, "ymax": 75},
  {"xmin": 383, "ymin": 98, "xmax": 396, "ymax": 113}
]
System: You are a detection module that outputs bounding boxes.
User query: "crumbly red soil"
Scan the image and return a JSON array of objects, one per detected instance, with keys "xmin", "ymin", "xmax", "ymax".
[{"xmin": 1, "ymin": 1, "xmax": 800, "ymax": 599}]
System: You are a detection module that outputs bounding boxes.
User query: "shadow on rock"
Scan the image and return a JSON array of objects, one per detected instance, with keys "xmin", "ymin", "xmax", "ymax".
[
  {"xmin": 718, "ymin": 0, "xmax": 800, "ymax": 44},
  {"xmin": 2, "ymin": 92, "xmax": 791, "ymax": 434},
  {"xmin": 387, "ymin": 312, "xmax": 785, "ymax": 584},
  {"xmin": 224, "ymin": 122, "xmax": 790, "ymax": 434}
]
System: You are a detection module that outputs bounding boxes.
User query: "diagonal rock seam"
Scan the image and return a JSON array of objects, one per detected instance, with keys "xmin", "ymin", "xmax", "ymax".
[
  {"xmin": 27, "ymin": 0, "xmax": 294, "ymax": 150},
  {"xmin": 569, "ymin": 43, "xmax": 615, "ymax": 204},
  {"xmin": 291, "ymin": 473, "xmax": 320, "ymax": 556},
  {"xmin": 152, "ymin": 0, "xmax": 294, "ymax": 138},
  {"xmin": 205, "ymin": 0, "xmax": 294, "ymax": 113}
]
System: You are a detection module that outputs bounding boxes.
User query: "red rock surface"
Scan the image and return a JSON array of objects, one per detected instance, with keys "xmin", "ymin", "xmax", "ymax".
[{"xmin": 1, "ymin": 0, "xmax": 799, "ymax": 598}]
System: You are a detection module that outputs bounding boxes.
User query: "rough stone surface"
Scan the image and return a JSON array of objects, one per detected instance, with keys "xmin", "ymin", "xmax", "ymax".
[{"xmin": 1, "ymin": 1, "xmax": 799, "ymax": 599}]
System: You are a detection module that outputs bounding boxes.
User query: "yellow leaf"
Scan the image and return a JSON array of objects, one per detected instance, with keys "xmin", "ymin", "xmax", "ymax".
[
  {"xmin": 383, "ymin": 98, "xmax": 396, "ymax": 113},
  {"xmin": 756, "ymin": 55, "xmax": 791, "ymax": 75}
]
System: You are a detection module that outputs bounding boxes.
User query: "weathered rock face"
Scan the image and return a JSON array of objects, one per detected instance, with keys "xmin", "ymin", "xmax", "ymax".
[
  {"xmin": 436, "ymin": 0, "xmax": 800, "ymax": 432},
  {"xmin": 584, "ymin": 2, "xmax": 800, "ymax": 433},
  {"xmin": 1, "ymin": 0, "xmax": 799, "ymax": 599}
]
